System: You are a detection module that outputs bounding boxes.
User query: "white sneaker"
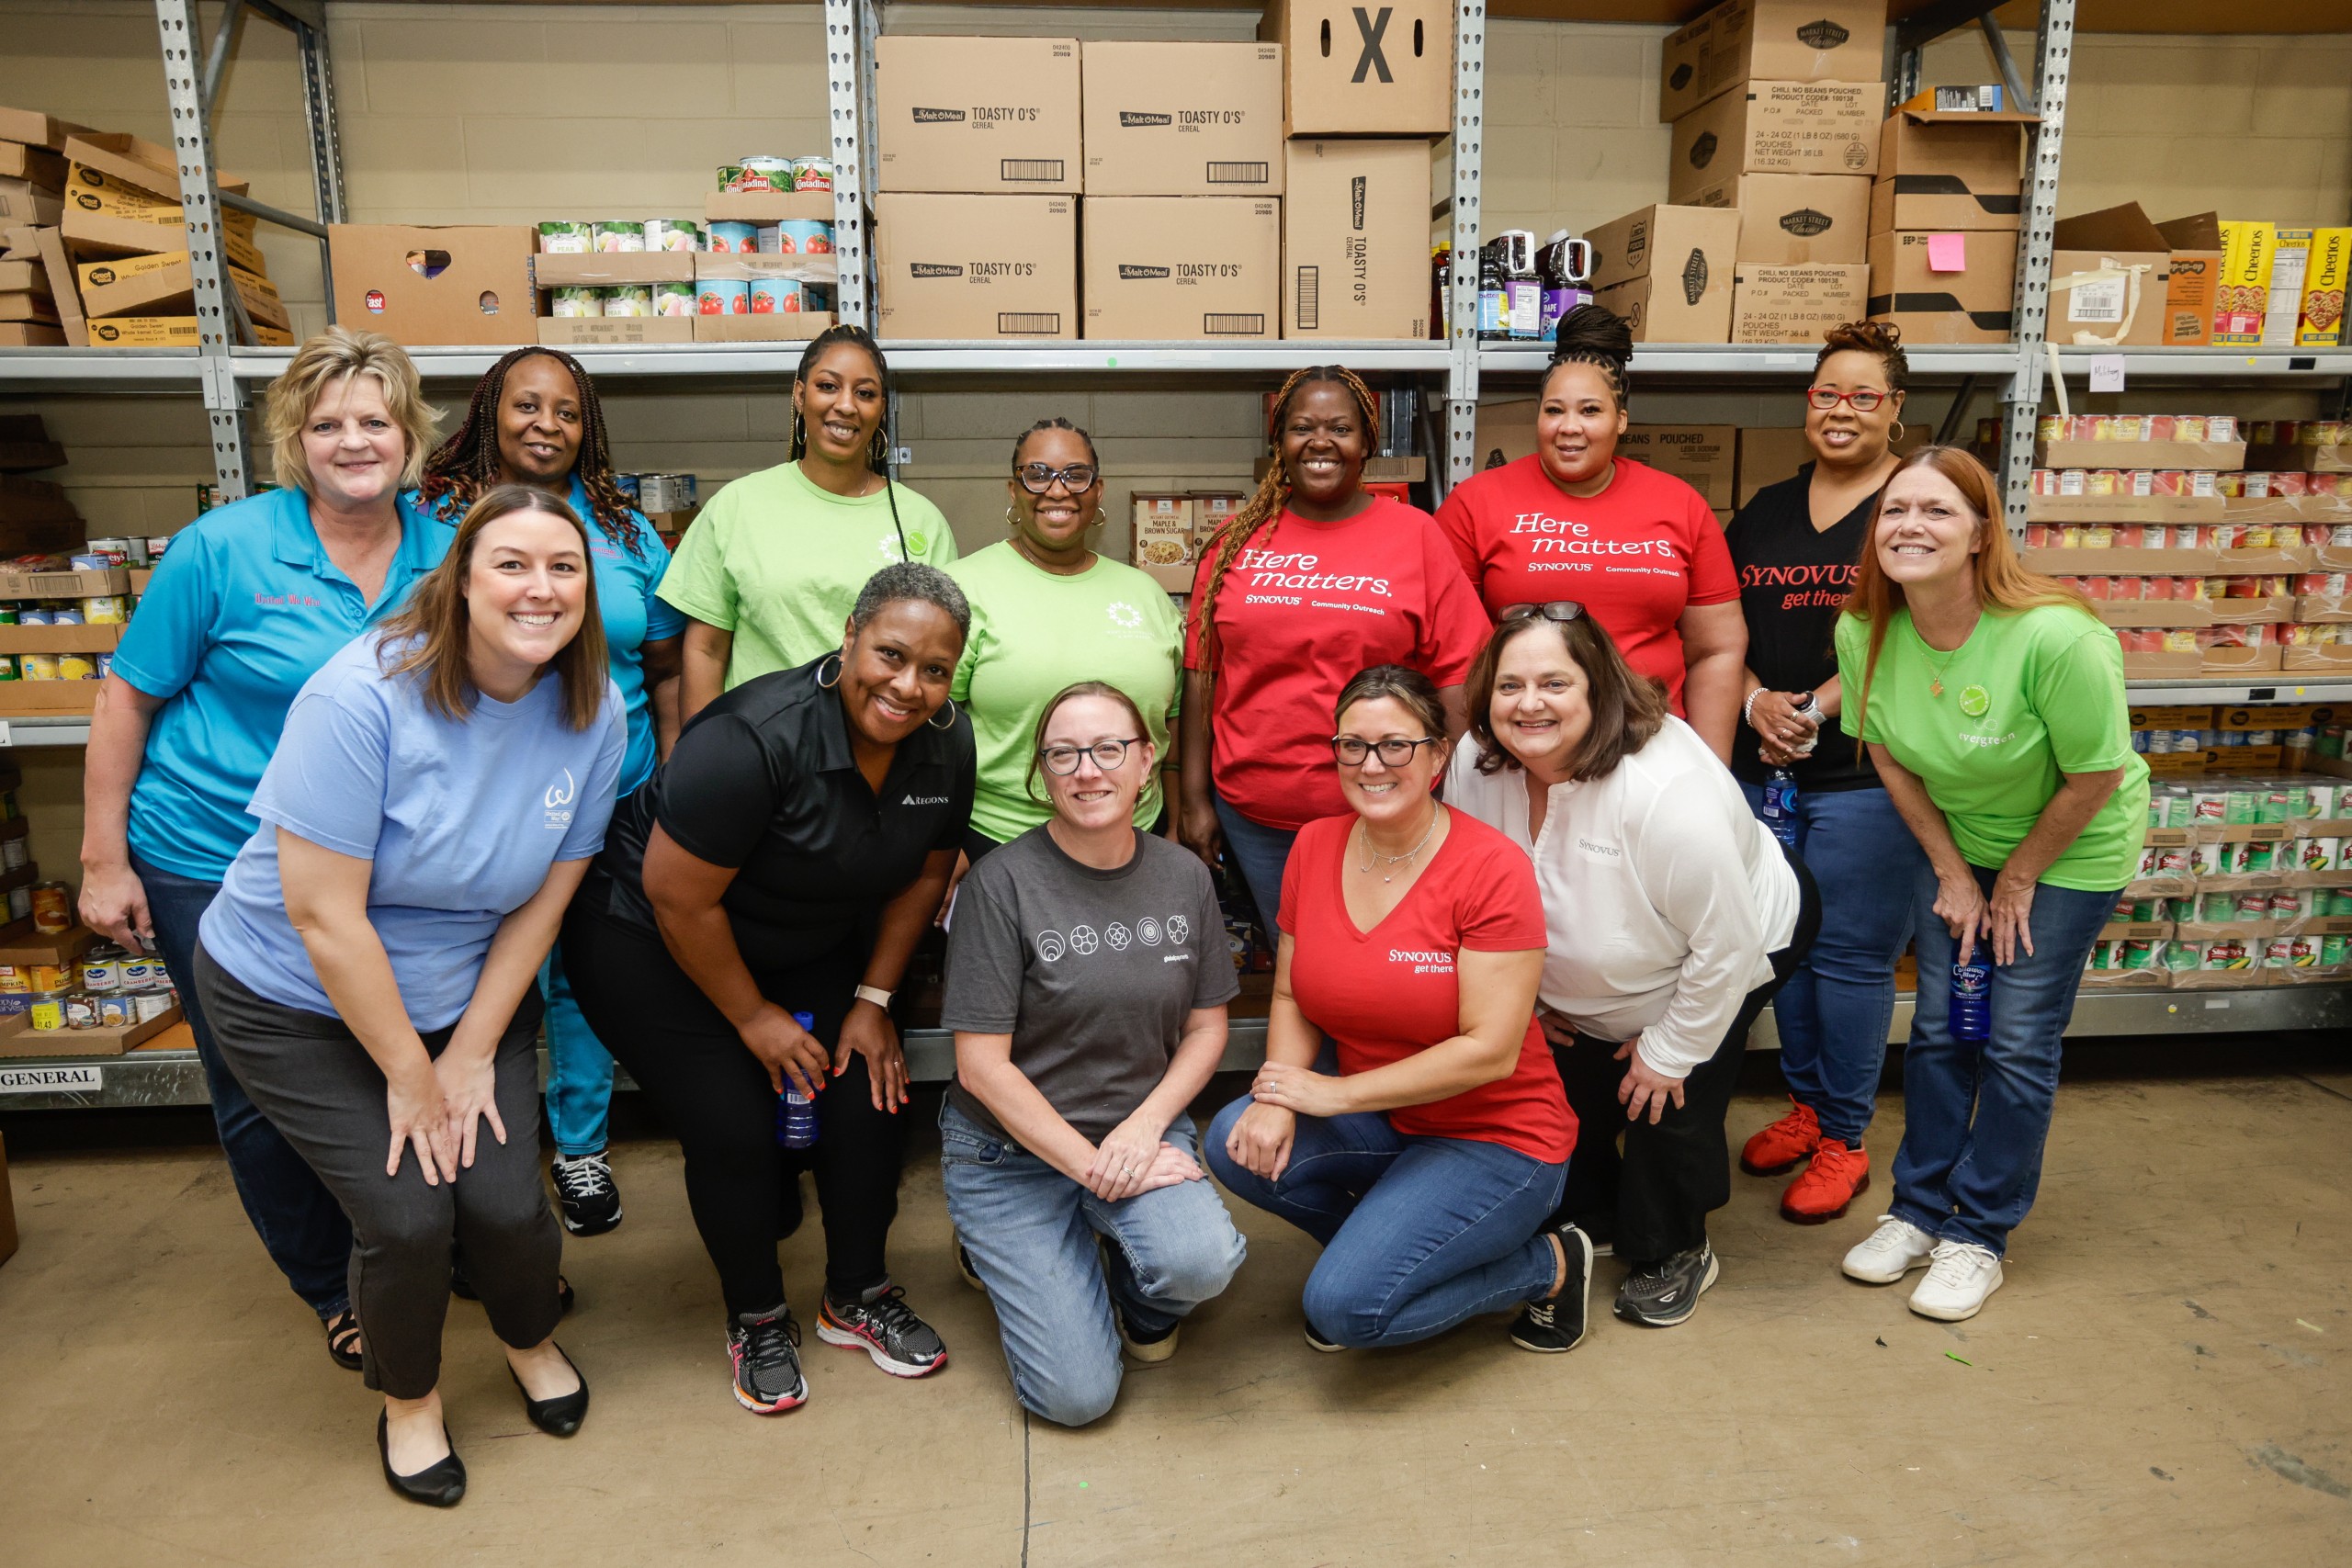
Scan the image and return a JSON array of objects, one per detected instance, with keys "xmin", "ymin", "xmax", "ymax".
[
  {"xmin": 1841, "ymin": 1214, "xmax": 1937, "ymax": 1284},
  {"xmin": 1907, "ymin": 1240, "xmax": 2004, "ymax": 1321}
]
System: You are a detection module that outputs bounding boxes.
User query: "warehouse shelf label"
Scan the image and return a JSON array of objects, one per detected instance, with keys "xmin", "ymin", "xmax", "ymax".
[{"xmin": 0, "ymin": 1064, "xmax": 104, "ymax": 1093}]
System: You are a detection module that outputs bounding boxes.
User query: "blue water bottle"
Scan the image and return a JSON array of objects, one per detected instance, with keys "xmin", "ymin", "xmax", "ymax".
[
  {"xmin": 1950, "ymin": 962, "xmax": 1992, "ymax": 1042},
  {"xmin": 1760, "ymin": 768, "xmax": 1800, "ymax": 850},
  {"xmin": 775, "ymin": 1010, "xmax": 821, "ymax": 1148}
]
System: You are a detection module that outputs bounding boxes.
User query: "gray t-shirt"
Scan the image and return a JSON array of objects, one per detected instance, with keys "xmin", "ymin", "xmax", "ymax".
[{"xmin": 942, "ymin": 826, "xmax": 1238, "ymax": 1145}]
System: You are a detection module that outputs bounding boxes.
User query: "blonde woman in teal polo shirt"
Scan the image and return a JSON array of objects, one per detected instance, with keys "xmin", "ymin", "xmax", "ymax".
[{"xmin": 78, "ymin": 326, "xmax": 452, "ymax": 1372}]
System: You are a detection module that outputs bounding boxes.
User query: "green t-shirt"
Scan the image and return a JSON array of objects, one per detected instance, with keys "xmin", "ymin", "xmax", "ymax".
[
  {"xmin": 946, "ymin": 541, "xmax": 1184, "ymax": 844},
  {"xmin": 657, "ymin": 461, "xmax": 958, "ymax": 686},
  {"xmin": 1835, "ymin": 602, "xmax": 2149, "ymax": 891}
]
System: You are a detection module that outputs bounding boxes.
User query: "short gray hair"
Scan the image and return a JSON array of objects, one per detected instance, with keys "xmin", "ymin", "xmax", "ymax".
[{"xmin": 851, "ymin": 561, "xmax": 970, "ymax": 642}]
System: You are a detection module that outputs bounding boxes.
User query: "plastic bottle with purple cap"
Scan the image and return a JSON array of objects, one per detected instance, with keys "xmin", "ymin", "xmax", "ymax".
[{"xmin": 775, "ymin": 1010, "xmax": 821, "ymax": 1147}]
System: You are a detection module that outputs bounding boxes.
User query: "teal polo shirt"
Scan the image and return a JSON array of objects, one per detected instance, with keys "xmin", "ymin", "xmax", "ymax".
[
  {"xmin": 115, "ymin": 487, "xmax": 456, "ymax": 883},
  {"xmin": 401, "ymin": 476, "xmax": 684, "ymax": 796}
]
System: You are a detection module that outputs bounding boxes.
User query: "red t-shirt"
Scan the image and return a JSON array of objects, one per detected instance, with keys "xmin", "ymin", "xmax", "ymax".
[
  {"xmin": 1434, "ymin": 455, "xmax": 1738, "ymax": 713},
  {"xmin": 1184, "ymin": 497, "xmax": 1491, "ymax": 830},
  {"xmin": 1277, "ymin": 810, "xmax": 1576, "ymax": 1163}
]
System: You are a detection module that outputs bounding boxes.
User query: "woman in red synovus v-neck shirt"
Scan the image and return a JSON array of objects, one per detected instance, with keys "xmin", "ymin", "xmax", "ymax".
[
  {"xmin": 1435, "ymin": 306, "xmax": 1747, "ymax": 761},
  {"xmin": 1178, "ymin": 367, "xmax": 1490, "ymax": 931}
]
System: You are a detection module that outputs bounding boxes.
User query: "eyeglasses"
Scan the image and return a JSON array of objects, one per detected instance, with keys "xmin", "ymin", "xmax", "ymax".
[
  {"xmin": 1014, "ymin": 462, "xmax": 1099, "ymax": 494},
  {"xmin": 1330, "ymin": 735, "xmax": 1442, "ymax": 768},
  {"xmin": 1040, "ymin": 737, "xmax": 1143, "ymax": 774},
  {"xmin": 1806, "ymin": 387, "xmax": 1888, "ymax": 412},
  {"xmin": 1498, "ymin": 601, "xmax": 1587, "ymax": 626}
]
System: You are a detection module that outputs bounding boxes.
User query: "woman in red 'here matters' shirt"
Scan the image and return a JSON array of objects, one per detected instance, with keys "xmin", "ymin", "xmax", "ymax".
[
  {"xmin": 1436, "ymin": 305, "xmax": 1747, "ymax": 761},
  {"xmin": 1179, "ymin": 366, "xmax": 1491, "ymax": 931}
]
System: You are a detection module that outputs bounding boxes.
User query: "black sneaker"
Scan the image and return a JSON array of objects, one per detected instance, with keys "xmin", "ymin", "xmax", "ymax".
[
  {"xmin": 1614, "ymin": 1243, "xmax": 1719, "ymax": 1328},
  {"xmin": 552, "ymin": 1152, "xmax": 622, "ymax": 1236},
  {"xmin": 817, "ymin": 1283, "xmax": 948, "ymax": 1377},
  {"xmin": 1510, "ymin": 1221, "xmax": 1595, "ymax": 1353},
  {"xmin": 727, "ymin": 1307, "xmax": 808, "ymax": 1414}
]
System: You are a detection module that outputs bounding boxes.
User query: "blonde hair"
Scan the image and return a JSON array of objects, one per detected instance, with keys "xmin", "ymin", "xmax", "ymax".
[{"xmin": 262, "ymin": 326, "xmax": 440, "ymax": 496}]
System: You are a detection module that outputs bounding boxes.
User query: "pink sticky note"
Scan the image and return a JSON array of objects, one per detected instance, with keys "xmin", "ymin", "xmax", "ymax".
[{"xmin": 1927, "ymin": 232, "xmax": 1967, "ymax": 273}]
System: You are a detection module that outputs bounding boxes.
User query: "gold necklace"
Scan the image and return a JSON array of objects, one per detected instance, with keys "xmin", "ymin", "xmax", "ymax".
[
  {"xmin": 1922, "ymin": 642, "xmax": 1962, "ymax": 698},
  {"xmin": 1356, "ymin": 807, "xmax": 1441, "ymax": 883}
]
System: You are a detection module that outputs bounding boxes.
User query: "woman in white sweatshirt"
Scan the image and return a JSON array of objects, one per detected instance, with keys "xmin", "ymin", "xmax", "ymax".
[{"xmin": 1446, "ymin": 602, "xmax": 1820, "ymax": 1329}]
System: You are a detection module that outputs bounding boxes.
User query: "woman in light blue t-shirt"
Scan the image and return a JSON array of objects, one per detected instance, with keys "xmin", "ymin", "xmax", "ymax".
[{"xmin": 195, "ymin": 486, "xmax": 625, "ymax": 1509}]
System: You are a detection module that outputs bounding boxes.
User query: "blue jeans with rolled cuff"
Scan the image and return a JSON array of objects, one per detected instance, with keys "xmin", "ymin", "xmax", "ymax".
[
  {"xmin": 1891, "ymin": 859, "xmax": 2118, "ymax": 1258},
  {"xmin": 940, "ymin": 1102, "xmax": 1245, "ymax": 1427},
  {"xmin": 540, "ymin": 939, "xmax": 616, "ymax": 1160},
  {"xmin": 1738, "ymin": 781, "xmax": 1924, "ymax": 1146}
]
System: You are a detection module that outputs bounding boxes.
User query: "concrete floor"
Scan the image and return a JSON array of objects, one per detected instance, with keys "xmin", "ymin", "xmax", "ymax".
[{"xmin": 3, "ymin": 1061, "xmax": 2348, "ymax": 1566}]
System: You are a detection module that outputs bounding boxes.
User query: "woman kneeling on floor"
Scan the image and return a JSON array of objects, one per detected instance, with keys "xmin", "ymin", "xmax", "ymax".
[
  {"xmin": 1204, "ymin": 666, "xmax": 1592, "ymax": 1356},
  {"xmin": 194, "ymin": 485, "xmax": 624, "ymax": 1506},
  {"xmin": 941, "ymin": 681, "xmax": 1246, "ymax": 1427}
]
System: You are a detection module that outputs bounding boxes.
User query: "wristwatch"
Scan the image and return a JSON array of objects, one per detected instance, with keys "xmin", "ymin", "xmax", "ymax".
[{"xmin": 854, "ymin": 984, "xmax": 895, "ymax": 1010}]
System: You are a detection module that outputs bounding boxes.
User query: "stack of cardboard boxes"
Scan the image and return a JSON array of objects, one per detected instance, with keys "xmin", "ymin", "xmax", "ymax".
[
  {"xmin": 1, "ymin": 107, "xmax": 76, "ymax": 347},
  {"xmin": 872, "ymin": 6, "xmax": 1446, "ymax": 343},
  {"xmin": 1867, "ymin": 90, "xmax": 2035, "ymax": 344},
  {"xmin": 1637, "ymin": 0, "xmax": 1885, "ymax": 344}
]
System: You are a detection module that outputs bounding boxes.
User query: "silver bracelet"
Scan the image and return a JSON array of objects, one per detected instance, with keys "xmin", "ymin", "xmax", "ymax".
[{"xmin": 1742, "ymin": 688, "xmax": 1767, "ymax": 727}]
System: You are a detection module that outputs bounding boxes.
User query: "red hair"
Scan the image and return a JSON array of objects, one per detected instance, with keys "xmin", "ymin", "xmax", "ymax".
[{"xmin": 1841, "ymin": 446, "xmax": 2094, "ymax": 748}]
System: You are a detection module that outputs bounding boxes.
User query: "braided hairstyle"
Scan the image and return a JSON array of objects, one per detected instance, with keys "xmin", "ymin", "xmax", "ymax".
[
  {"xmin": 791, "ymin": 323, "xmax": 911, "ymax": 562},
  {"xmin": 1191, "ymin": 365, "xmax": 1380, "ymax": 688},
  {"xmin": 415, "ymin": 346, "xmax": 646, "ymax": 557},
  {"xmin": 1541, "ymin": 302, "xmax": 1634, "ymax": 412},
  {"xmin": 1012, "ymin": 416, "xmax": 1099, "ymax": 470}
]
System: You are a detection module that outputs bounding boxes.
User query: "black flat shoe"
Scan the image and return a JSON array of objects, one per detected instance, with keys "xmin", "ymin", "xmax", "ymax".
[
  {"xmin": 510, "ymin": 1344, "xmax": 590, "ymax": 1438},
  {"xmin": 377, "ymin": 1412, "xmax": 465, "ymax": 1507},
  {"xmin": 322, "ymin": 1307, "xmax": 363, "ymax": 1372}
]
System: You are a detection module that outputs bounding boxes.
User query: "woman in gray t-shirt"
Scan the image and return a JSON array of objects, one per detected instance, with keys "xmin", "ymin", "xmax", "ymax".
[{"xmin": 940, "ymin": 681, "xmax": 1247, "ymax": 1427}]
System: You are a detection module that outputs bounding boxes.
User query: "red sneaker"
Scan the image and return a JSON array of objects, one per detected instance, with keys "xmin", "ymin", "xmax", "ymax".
[
  {"xmin": 1739, "ymin": 1098, "xmax": 1820, "ymax": 1177},
  {"xmin": 1779, "ymin": 1139, "xmax": 1869, "ymax": 1224}
]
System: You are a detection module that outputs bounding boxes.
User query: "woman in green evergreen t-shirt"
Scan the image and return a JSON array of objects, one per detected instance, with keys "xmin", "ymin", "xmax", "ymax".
[
  {"xmin": 1830, "ymin": 446, "xmax": 2148, "ymax": 1325},
  {"xmin": 661, "ymin": 325, "xmax": 957, "ymax": 721}
]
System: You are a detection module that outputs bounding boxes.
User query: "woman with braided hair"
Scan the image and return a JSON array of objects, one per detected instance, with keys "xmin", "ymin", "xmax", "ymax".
[
  {"xmin": 1178, "ymin": 367, "xmax": 1489, "ymax": 930},
  {"xmin": 404, "ymin": 345, "xmax": 684, "ymax": 1239},
  {"xmin": 1435, "ymin": 304, "xmax": 1747, "ymax": 763},
  {"xmin": 660, "ymin": 324, "xmax": 956, "ymax": 721}
]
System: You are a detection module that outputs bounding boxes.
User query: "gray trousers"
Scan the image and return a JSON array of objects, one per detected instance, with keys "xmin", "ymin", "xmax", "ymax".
[{"xmin": 194, "ymin": 941, "xmax": 562, "ymax": 1398}]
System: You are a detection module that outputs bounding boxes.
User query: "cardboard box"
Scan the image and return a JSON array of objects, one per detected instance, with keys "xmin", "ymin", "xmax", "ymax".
[
  {"xmin": 1131, "ymin": 492, "xmax": 1199, "ymax": 592},
  {"xmin": 1587, "ymin": 203, "xmax": 1741, "ymax": 297},
  {"xmin": 1083, "ymin": 196, "xmax": 1278, "ymax": 341},
  {"xmin": 0, "ymin": 321, "xmax": 62, "ymax": 346},
  {"xmin": 703, "ymin": 189, "xmax": 834, "ymax": 223},
  {"xmin": 537, "ymin": 316, "xmax": 695, "ymax": 346},
  {"xmin": 1623, "ymin": 424, "xmax": 1736, "ymax": 510},
  {"xmin": 7, "ymin": 223, "xmax": 86, "ymax": 345},
  {"xmin": 692, "ymin": 311, "xmax": 836, "ymax": 344},
  {"xmin": 1259, "ymin": 0, "xmax": 1451, "ymax": 138},
  {"xmin": 0, "ymin": 920, "xmax": 96, "ymax": 968},
  {"xmin": 2294, "ymin": 228, "xmax": 2349, "ymax": 349},
  {"xmin": 84, "ymin": 314, "xmax": 293, "ymax": 349},
  {"xmin": 2152, "ymin": 211, "xmax": 2223, "ymax": 348},
  {"xmin": 1868, "ymin": 102, "xmax": 2033, "ymax": 234},
  {"xmin": 1658, "ymin": 0, "xmax": 1885, "ymax": 122},
  {"xmin": 531, "ymin": 253, "xmax": 696, "ymax": 288},
  {"xmin": 1282, "ymin": 140, "xmax": 1429, "ymax": 339},
  {"xmin": 62, "ymin": 133, "xmax": 247, "ymax": 206},
  {"xmin": 1473, "ymin": 399, "xmax": 1538, "ymax": 470},
  {"xmin": 329, "ymin": 225, "xmax": 538, "ymax": 347},
  {"xmin": 0, "ymin": 678, "xmax": 100, "ymax": 715},
  {"xmin": 2046, "ymin": 248, "xmax": 2169, "ymax": 348},
  {"xmin": 75, "ymin": 251, "xmax": 289, "ymax": 331},
  {"xmin": 2211, "ymin": 220, "xmax": 2277, "ymax": 346},
  {"xmin": 1668, "ymin": 82, "xmax": 1880, "ymax": 206},
  {"xmin": 1868, "ymin": 229, "xmax": 2015, "ymax": 344},
  {"xmin": 0, "ymin": 1002, "xmax": 185, "ymax": 1061},
  {"xmin": 1682, "ymin": 172, "xmax": 1869, "ymax": 265},
  {"xmin": 0, "ymin": 622, "xmax": 122, "ymax": 655},
  {"xmin": 876, "ymin": 194, "xmax": 1075, "ymax": 340},
  {"xmin": 1595, "ymin": 273, "xmax": 1730, "ymax": 343},
  {"xmin": 0, "ymin": 178, "xmax": 61, "ymax": 228},
  {"xmin": 1731, "ymin": 262, "xmax": 1867, "ymax": 343},
  {"xmin": 0, "ymin": 107, "xmax": 92, "ymax": 152},
  {"xmin": 0, "ymin": 141, "xmax": 63, "ymax": 188},
  {"xmin": 1082, "ymin": 42, "xmax": 1283, "ymax": 197},
  {"xmin": 875, "ymin": 36, "xmax": 1081, "ymax": 195},
  {"xmin": 2033, "ymin": 438, "xmax": 2245, "ymax": 472},
  {"xmin": 61, "ymin": 196, "xmax": 266, "ymax": 276},
  {"xmin": 0, "ymin": 258, "xmax": 51, "ymax": 299}
]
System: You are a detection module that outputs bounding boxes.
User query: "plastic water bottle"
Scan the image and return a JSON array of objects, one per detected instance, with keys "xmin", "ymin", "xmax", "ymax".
[
  {"xmin": 1789, "ymin": 689, "xmax": 1826, "ymax": 756},
  {"xmin": 775, "ymin": 1010, "xmax": 821, "ymax": 1148},
  {"xmin": 1760, "ymin": 769, "xmax": 1800, "ymax": 849},
  {"xmin": 1950, "ymin": 963, "xmax": 1993, "ymax": 1042}
]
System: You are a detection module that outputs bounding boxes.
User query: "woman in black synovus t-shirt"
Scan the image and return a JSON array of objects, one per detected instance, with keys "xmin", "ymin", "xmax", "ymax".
[{"xmin": 1724, "ymin": 321, "xmax": 1928, "ymax": 1226}]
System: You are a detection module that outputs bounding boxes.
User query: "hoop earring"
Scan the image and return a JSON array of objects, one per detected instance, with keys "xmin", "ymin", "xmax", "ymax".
[
  {"xmin": 1891, "ymin": 420, "xmax": 1908, "ymax": 443},
  {"xmin": 816, "ymin": 653, "xmax": 842, "ymax": 689},
  {"xmin": 1005, "ymin": 505, "xmax": 1020, "ymax": 527},
  {"xmin": 927, "ymin": 696, "xmax": 959, "ymax": 731},
  {"xmin": 791, "ymin": 410, "xmax": 806, "ymax": 454}
]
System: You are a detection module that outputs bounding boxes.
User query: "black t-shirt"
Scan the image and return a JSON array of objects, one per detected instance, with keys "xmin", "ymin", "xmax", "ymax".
[
  {"xmin": 589, "ymin": 655, "xmax": 975, "ymax": 970},
  {"xmin": 1724, "ymin": 465, "xmax": 1878, "ymax": 793}
]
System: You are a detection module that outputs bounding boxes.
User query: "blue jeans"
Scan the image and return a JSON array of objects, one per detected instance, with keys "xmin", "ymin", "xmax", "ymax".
[
  {"xmin": 1739, "ymin": 782, "xmax": 1923, "ymax": 1145},
  {"xmin": 1893, "ymin": 860, "xmax": 2117, "ymax": 1257},
  {"xmin": 1212, "ymin": 787, "xmax": 1298, "ymax": 932},
  {"xmin": 132, "ymin": 850, "xmax": 352, "ymax": 1317},
  {"xmin": 939, "ymin": 1103, "xmax": 1246, "ymax": 1427},
  {"xmin": 1204, "ymin": 1096, "xmax": 1564, "ymax": 1348},
  {"xmin": 541, "ymin": 939, "xmax": 615, "ymax": 1158}
]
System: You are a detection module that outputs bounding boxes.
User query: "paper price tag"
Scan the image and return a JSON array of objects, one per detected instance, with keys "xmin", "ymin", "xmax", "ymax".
[{"xmin": 2089, "ymin": 355, "xmax": 2126, "ymax": 393}]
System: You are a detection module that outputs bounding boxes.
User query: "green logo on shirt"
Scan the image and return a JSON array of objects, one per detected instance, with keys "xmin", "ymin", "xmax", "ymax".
[
  {"xmin": 906, "ymin": 531, "xmax": 928, "ymax": 556},
  {"xmin": 1959, "ymin": 684, "xmax": 1990, "ymax": 718}
]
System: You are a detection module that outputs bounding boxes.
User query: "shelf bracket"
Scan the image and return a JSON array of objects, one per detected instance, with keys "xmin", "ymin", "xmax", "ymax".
[
  {"xmin": 155, "ymin": 0, "xmax": 254, "ymax": 502},
  {"xmin": 1443, "ymin": 2, "xmax": 1487, "ymax": 499},
  {"xmin": 825, "ymin": 0, "xmax": 875, "ymax": 330},
  {"xmin": 1999, "ymin": 0, "xmax": 2073, "ymax": 538}
]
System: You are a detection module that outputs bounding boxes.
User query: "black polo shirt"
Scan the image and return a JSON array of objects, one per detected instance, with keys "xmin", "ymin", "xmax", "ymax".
[
  {"xmin": 1724, "ymin": 465, "xmax": 1879, "ymax": 794},
  {"xmin": 591, "ymin": 655, "xmax": 975, "ymax": 970}
]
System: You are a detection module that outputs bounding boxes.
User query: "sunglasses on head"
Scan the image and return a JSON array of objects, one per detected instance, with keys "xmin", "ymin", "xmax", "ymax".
[{"xmin": 1498, "ymin": 601, "xmax": 1587, "ymax": 626}]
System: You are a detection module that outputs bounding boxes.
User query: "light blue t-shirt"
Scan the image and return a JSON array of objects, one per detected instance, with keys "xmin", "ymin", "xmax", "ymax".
[
  {"xmin": 114, "ymin": 488, "xmax": 456, "ymax": 882},
  {"xmin": 401, "ymin": 475, "xmax": 684, "ymax": 795},
  {"xmin": 198, "ymin": 634, "xmax": 626, "ymax": 1032}
]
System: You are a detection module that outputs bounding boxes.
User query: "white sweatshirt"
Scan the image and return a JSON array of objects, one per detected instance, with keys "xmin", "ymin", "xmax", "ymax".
[{"xmin": 1445, "ymin": 716, "xmax": 1802, "ymax": 1077}]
